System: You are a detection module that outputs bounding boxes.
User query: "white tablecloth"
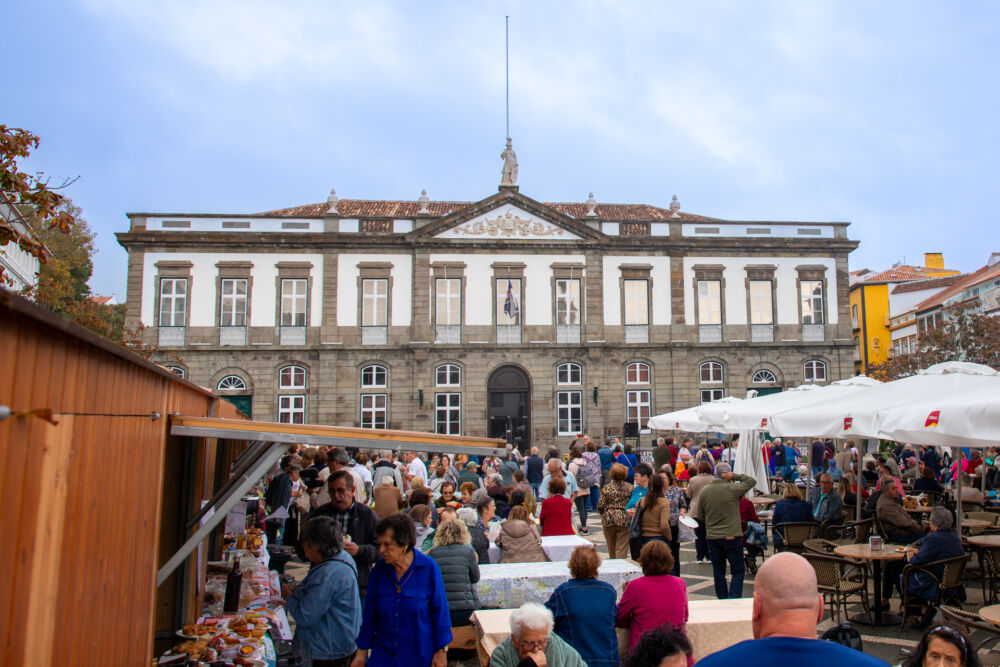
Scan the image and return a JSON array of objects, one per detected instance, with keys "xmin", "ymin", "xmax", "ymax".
[
  {"xmin": 475, "ymin": 558, "xmax": 642, "ymax": 609},
  {"xmin": 487, "ymin": 534, "xmax": 594, "ymax": 564}
]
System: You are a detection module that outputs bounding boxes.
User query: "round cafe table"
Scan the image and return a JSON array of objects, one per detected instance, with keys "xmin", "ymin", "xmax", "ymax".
[
  {"xmin": 969, "ymin": 535, "xmax": 1000, "ymax": 548},
  {"xmin": 752, "ymin": 497, "xmax": 778, "ymax": 507},
  {"xmin": 979, "ymin": 604, "xmax": 1000, "ymax": 627},
  {"xmin": 962, "ymin": 519, "xmax": 993, "ymax": 533},
  {"xmin": 834, "ymin": 543, "xmax": 906, "ymax": 626}
]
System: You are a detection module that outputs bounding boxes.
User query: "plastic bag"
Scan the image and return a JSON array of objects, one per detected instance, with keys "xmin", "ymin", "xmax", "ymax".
[{"xmin": 678, "ymin": 520, "xmax": 696, "ymax": 543}]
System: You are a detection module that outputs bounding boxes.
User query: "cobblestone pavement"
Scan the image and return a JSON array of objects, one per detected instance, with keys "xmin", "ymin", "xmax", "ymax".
[{"xmin": 286, "ymin": 521, "xmax": 999, "ymax": 665}]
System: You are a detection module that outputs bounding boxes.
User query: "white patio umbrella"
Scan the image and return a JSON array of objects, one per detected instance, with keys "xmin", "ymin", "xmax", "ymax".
[
  {"xmin": 767, "ymin": 362, "xmax": 997, "ymax": 441},
  {"xmin": 647, "ymin": 396, "xmax": 742, "ymax": 433},
  {"xmin": 732, "ymin": 429, "xmax": 770, "ymax": 494}
]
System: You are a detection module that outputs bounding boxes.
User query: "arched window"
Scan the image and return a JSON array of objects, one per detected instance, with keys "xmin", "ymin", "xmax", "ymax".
[
  {"xmin": 435, "ymin": 364, "xmax": 461, "ymax": 387},
  {"xmin": 699, "ymin": 361, "xmax": 724, "ymax": 383},
  {"xmin": 625, "ymin": 362, "xmax": 650, "ymax": 385},
  {"xmin": 751, "ymin": 369, "xmax": 777, "ymax": 384},
  {"xmin": 217, "ymin": 375, "xmax": 247, "ymax": 391},
  {"xmin": 164, "ymin": 365, "xmax": 186, "ymax": 379},
  {"xmin": 361, "ymin": 364, "xmax": 388, "ymax": 388},
  {"xmin": 279, "ymin": 365, "xmax": 306, "ymax": 389},
  {"xmin": 557, "ymin": 362, "xmax": 582, "ymax": 385},
  {"xmin": 804, "ymin": 360, "xmax": 827, "ymax": 383}
]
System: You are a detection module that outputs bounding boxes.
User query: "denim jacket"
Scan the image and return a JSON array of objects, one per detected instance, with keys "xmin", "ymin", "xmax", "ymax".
[
  {"xmin": 545, "ymin": 578, "xmax": 619, "ymax": 667},
  {"xmin": 287, "ymin": 551, "xmax": 361, "ymax": 664}
]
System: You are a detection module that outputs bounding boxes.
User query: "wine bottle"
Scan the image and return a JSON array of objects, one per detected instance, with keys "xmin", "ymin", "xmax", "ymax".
[{"xmin": 223, "ymin": 553, "xmax": 243, "ymax": 613}]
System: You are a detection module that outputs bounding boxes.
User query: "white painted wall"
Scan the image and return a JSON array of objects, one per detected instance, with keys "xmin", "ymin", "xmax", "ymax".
[
  {"xmin": 681, "ymin": 256, "xmax": 839, "ymax": 325},
  {"xmin": 601, "ymin": 256, "xmax": 672, "ymax": 326},
  {"xmin": 429, "ymin": 253, "xmax": 586, "ymax": 326},
  {"xmin": 336, "ymin": 254, "xmax": 413, "ymax": 326},
  {"xmin": 888, "ymin": 286, "xmax": 942, "ymax": 317},
  {"xmin": 141, "ymin": 252, "xmax": 324, "ymax": 327}
]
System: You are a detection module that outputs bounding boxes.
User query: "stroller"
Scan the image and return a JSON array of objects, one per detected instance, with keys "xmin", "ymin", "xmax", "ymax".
[{"xmin": 744, "ymin": 521, "xmax": 768, "ymax": 575}]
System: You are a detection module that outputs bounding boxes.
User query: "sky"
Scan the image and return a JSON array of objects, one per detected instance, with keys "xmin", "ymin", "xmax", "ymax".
[{"xmin": 6, "ymin": 1, "xmax": 999, "ymax": 300}]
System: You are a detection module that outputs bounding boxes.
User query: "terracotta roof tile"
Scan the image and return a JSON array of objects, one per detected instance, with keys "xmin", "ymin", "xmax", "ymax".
[
  {"xmin": 914, "ymin": 263, "xmax": 1000, "ymax": 311},
  {"xmin": 890, "ymin": 275, "xmax": 965, "ymax": 294},
  {"xmin": 260, "ymin": 199, "xmax": 720, "ymax": 221},
  {"xmin": 855, "ymin": 265, "xmax": 956, "ymax": 284}
]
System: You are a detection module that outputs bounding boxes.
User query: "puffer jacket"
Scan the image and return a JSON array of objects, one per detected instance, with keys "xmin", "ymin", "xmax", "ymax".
[
  {"xmin": 496, "ymin": 519, "xmax": 547, "ymax": 563},
  {"xmin": 427, "ymin": 543, "xmax": 480, "ymax": 611}
]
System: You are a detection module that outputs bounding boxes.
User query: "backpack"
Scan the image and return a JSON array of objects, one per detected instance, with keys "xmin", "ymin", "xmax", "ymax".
[
  {"xmin": 577, "ymin": 454, "xmax": 599, "ymax": 488},
  {"xmin": 820, "ymin": 622, "xmax": 863, "ymax": 652}
]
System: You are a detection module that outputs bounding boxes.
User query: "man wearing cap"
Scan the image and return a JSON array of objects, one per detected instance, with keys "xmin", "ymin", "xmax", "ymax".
[
  {"xmin": 694, "ymin": 462, "xmax": 757, "ymax": 599},
  {"xmin": 456, "ymin": 460, "xmax": 484, "ymax": 490}
]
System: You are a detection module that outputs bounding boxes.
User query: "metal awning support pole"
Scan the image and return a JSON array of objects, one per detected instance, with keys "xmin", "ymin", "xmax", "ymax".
[
  {"xmin": 157, "ymin": 441, "xmax": 289, "ymax": 587},
  {"xmin": 185, "ymin": 440, "xmax": 269, "ymax": 530}
]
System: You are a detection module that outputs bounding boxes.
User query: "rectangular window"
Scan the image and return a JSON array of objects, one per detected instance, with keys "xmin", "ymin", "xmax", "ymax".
[
  {"xmin": 555, "ymin": 279, "xmax": 581, "ymax": 325},
  {"xmin": 435, "ymin": 393, "xmax": 461, "ymax": 435},
  {"xmin": 623, "ymin": 280, "xmax": 648, "ymax": 325},
  {"xmin": 362, "ymin": 278, "xmax": 389, "ymax": 326},
  {"xmin": 159, "ymin": 278, "xmax": 188, "ymax": 327},
  {"xmin": 700, "ymin": 389, "xmax": 724, "ymax": 404},
  {"xmin": 697, "ymin": 280, "xmax": 722, "ymax": 325},
  {"xmin": 557, "ymin": 391, "xmax": 583, "ymax": 436},
  {"xmin": 800, "ymin": 280, "xmax": 825, "ymax": 325},
  {"xmin": 436, "ymin": 278, "xmax": 461, "ymax": 325},
  {"xmin": 496, "ymin": 278, "xmax": 522, "ymax": 326},
  {"xmin": 748, "ymin": 280, "xmax": 773, "ymax": 325},
  {"xmin": 280, "ymin": 279, "xmax": 307, "ymax": 326},
  {"xmin": 277, "ymin": 395, "xmax": 305, "ymax": 424},
  {"xmin": 360, "ymin": 394, "xmax": 387, "ymax": 429},
  {"xmin": 220, "ymin": 278, "xmax": 248, "ymax": 327},
  {"xmin": 626, "ymin": 389, "xmax": 651, "ymax": 425}
]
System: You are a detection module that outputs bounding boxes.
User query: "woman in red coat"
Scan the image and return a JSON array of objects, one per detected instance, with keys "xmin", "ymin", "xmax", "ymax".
[{"xmin": 539, "ymin": 476, "xmax": 575, "ymax": 536}]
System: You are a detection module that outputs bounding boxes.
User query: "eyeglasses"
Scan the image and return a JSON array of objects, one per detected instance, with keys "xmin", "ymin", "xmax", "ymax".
[{"xmin": 518, "ymin": 638, "xmax": 549, "ymax": 652}]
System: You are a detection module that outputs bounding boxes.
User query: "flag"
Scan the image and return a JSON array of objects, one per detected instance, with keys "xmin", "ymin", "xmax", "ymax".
[
  {"xmin": 503, "ymin": 278, "xmax": 520, "ymax": 319},
  {"xmin": 843, "ymin": 417, "xmax": 853, "ymax": 431},
  {"xmin": 925, "ymin": 410, "xmax": 940, "ymax": 428}
]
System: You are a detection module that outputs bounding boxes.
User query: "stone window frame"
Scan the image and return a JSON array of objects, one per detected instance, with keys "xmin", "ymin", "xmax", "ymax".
[
  {"xmin": 360, "ymin": 393, "xmax": 388, "ymax": 429},
  {"xmin": 154, "ymin": 260, "xmax": 193, "ymax": 328},
  {"xmin": 803, "ymin": 358, "xmax": 829, "ymax": 383},
  {"xmin": 357, "ymin": 262, "xmax": 393, "ymax": 329},
  {"xmin": 692, "ymin": 264, "xmax": 726, "ymax": 326},
  {"xmin": 435, "ymin": 363, "xmax": 462, "ymax": 388},
  {"xmin": 551, "ymin": 262, "xmax": 585, "ymax": 329},
  {"xmin": 556, "ymin": 390, "xmax": 583, "ymax": 436},
  {"xmin": 278, "ymin": 364, "xmax": 308, "ymax": 389},
  {"xmin": 275, "ymin": 261, "xmax": 313, "ymax": 328},
  {"xmin": 434, "ymin": 392, "xmax": 462, "ymax": 435},
  {"xmin": 795, "ymin": 265, "xmax": 829, "ymax": 326},
  {"xmin": 625, "ymin": 361, "xmax": 651, "ymax": 385},
  {"xmin": 556, "ymin": 362, "xmax": 583, "ymax": 386},
  {"xmin": 277, "ymin": 395, "xmax": 306, "ymax": 424},
  {"xmin": 744, "ymin": 265, "xmax": 776, "ymax": 326},
  {"xmin": 431, "ymin": 262, "xmax": 466, "ymax": 337},
  {"xmin": 625, "ymin": 389, "xmax": 651, "ymax": 425},
  {"xmin": 360, "ymin": 363, "xmax": 389, "ymax": 389},
  {"xmin": 699, "ymin": 360, "xmax": 725, "ymax": 384},
  {"xmin": 216, "ymin": 261, "xmax": 253, "ymax": 327},
  {"xmin": 619, "ymin": 264, "xmax": 652, "ymax": 327},
  {"xmin": 492, "ymin": 262, "xmax": 526, "ymax": 328}
]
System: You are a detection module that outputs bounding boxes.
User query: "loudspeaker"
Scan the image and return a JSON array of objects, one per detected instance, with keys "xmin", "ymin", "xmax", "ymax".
[{"xmin": 623, "ymin": 422, "xmax": 639, "ymax": 437}]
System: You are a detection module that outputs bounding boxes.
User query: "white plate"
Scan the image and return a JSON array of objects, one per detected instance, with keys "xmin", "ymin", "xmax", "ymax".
[{"xmin": 679, "ymin": 515, "xmax": 699, "ymax": 528}]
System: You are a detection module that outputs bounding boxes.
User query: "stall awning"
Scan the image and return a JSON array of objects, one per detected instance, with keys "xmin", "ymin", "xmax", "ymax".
[
  {"xmin": 170, "ymin": 416, "xmax": 508, "ymax": 456},
  {"xmin": 158, "ymin": 417, "xmax": 507, "ymax": 586}
]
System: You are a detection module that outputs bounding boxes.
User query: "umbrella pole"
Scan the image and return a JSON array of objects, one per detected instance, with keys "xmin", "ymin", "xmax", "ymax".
[{"xmin": 955, "ymin": 447, "xmax": 963, "ymax": 536}]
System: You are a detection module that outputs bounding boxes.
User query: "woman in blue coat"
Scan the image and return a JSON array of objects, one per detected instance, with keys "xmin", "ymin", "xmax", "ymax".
[{"xmin": 545, "ymin": 546, "xmax": 619, "ymax": 667}]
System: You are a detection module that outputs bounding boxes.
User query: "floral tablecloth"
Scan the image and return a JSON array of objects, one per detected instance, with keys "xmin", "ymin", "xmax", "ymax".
[{"xmin": 475, "ymin": 558, "xmax": 642, "ymax": 609}]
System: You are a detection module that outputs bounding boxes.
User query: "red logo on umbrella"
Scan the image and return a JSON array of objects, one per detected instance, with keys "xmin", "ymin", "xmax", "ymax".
[
  {"xmin": 760, "ymin": 417, "xmax": 768, "ymax": 428},
  {"xmin": 843, "ymin": 417, "xmax": 853, "ymax": 431},
  {"xmin": 925, "ymin": 410, "xmax": 940, "ymax": 428}
]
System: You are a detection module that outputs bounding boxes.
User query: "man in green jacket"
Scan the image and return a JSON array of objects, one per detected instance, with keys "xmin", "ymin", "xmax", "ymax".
[{"xmin": 694, "ymin": 462, "xmax": 757, "ymax": 599}]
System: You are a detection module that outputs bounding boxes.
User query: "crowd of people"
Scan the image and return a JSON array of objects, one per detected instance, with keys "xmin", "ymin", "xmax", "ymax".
[{"xmin": 261, "ymin": 436, "xmax": 990, "ymax": 667}]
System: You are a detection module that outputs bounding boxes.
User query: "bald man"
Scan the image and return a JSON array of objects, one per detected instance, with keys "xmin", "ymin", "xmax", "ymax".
[
  {"xmin": 695, "ymin": 553, "xmax": 888, "ymax": 665},
  {"xmin": 538, "ymin": 458, "xmax": 579, "ymax": 500}
]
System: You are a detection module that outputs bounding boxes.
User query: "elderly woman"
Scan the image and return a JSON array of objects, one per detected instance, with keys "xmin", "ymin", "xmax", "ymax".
[
  {"xmin": 440, "ymin": 454, "xmax": 460, "ymax": 487},
  {"xmin": 354, "ymin": 513, "xmax": 452, "ymax": 667},
  {"xmin": 497, "ymin": 506, "xmax": 547, "ymax": 563},
  {"xmin": 900, "ymin": 506, "xmax": 966, "ymax": 627},
  {"xmin": 284, "ymin": 516, "xmax": 362, "ymax": 667},
  {"xmin": 486, "ymin": 473, "xmax": 509, "ymax": 515},
  {"xmin": 489, "ymin": 602, "xmax": 587, "ymax": 667},
  {"xmin": 900, "ymin": 624, "xmax": 980, "ymax": 667},
  {"xmin": 544, "ymin": 546, "xmax": 619, "ymax": 667},
  {"xmin": 426, "ymin": 518, "xmax": 480, "ymax": 627},
  {"xmin": 457, "ymin": 507, "xmax": 491, "ymax": 564},
  {"xmin": 539, "ymin": 476, "xmax": 575, "ymax": 536},
  {"xmin": 597, "ymin": 462, "xmax": 633, "ymax": 559},
  {"xmin": 617, "ymin": 540, "xmax": 689, "ymax": 652}
]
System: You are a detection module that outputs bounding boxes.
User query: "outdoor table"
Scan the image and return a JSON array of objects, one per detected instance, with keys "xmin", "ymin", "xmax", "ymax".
[
  {"xmin": 752, "ymin": 497, "xmax": 778, "ymax": 507},
  {"xmin": 474, "ymin": 558, "xmax": 642, "ymax": 609},
  {"xmin": 487, "ymin": 534, "xmax": 593, "ymax": 564},
  {"xmin": 905, "ymin": 506, "xmax": 934, "ymax": 515},
  {"xmin": 969, "ymin": 536, "xmax": 1000, "ymax": 548},
  {"xmin": 470, "ymin": 598, "xmax": 753, "ymax": 666},
  {"xmin": 834, "ymin": 543, "xmax": 906, "ymax": 626},
  {"xmin": 963, "ymin": 519, "xmax": 993, "ymax": 533},
  {"xmin": 979, "ymin": 604, "xmax": 1000, "ymax": 628}
]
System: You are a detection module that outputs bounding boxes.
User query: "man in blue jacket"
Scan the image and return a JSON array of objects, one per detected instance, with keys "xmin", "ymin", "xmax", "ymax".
[{"xmin": 902, "ymin": 506, "xmax": 965, "ymax": 628}]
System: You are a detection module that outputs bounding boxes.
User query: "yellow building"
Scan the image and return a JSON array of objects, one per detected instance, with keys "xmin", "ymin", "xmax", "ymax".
[{"xmin": 850, "ymin": 253, "xmax": 959, "ymax": 374}]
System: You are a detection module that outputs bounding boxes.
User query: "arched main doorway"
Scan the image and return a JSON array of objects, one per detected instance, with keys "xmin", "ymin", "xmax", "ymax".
[{"xmin": 487, "ymin": 365, "xmax": 531, "ymax": 451}]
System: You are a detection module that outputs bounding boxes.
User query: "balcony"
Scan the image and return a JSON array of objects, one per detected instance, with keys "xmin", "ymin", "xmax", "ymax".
[
  {"xmin": 157, "ymin": 326, "xmax": 185, "ymax": 347},
  {"xmin": 750, "ymin": 325, "xmax": 774, "ymax": 343},
  {"xmin": 280, "ymin": 326, "xmax": 306, "ymax": 346},
  {"xmin": 219, "ymin": 326, "xmax": 246, "ymax": 346}
]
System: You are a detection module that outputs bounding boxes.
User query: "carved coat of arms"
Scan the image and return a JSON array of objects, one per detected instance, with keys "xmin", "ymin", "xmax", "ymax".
[{"xmin": 452, "ymin": 212, "xmax": 565, "ymax": 238}]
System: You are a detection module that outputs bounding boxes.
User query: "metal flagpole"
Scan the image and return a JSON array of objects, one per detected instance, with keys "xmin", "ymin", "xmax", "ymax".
[{"xmin": 505, "ymin": 15, "xmax": 510, "ymax": 138}]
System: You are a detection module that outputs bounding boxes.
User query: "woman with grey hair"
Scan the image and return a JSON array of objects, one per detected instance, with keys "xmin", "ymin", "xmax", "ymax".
[
  {"xmin": 489, "ymin": 602, "xmax": 587, "ymax": 667},
  {"xmin": 427, "ymin": 519, "xmax": 480, "ymax": 627},
  {"xmin": 899, "ymin": 505, "xmax": 965, "ymax": 627},
  {"xmin": 457, "ymin": 507, "xmax": 491, "ymax": 564}
]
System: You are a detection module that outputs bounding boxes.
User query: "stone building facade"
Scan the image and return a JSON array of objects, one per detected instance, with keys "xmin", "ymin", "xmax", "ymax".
[{"xmin": 117, "ymin": 184, "xmax": 859, "ymax": 450}]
